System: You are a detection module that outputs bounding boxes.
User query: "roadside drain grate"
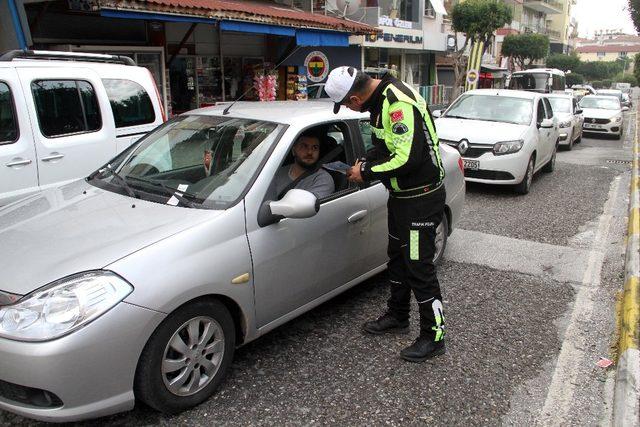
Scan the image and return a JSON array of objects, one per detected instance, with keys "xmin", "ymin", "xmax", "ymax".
[{"xmin": 606, "ymin": 159, "xmax": 633, "ymax": 165}]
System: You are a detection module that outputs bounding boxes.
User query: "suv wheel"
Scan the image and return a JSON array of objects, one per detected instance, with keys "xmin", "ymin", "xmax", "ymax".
[{"xmin": 135, "ymin": 299, "xmax": 235, "ymax": 414}]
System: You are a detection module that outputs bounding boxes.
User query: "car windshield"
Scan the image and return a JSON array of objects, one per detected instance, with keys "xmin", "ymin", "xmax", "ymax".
[
  {"xmin": 508, "ymin": 73, "xmax": 549, "ymax": 92},
  {"xmin": 598, "ymin": 91, "xmax": 623, "ymax": 100},
  {"xmin": 443, "ymin": 94, "xmax": 533, "ymax": 125},
  {"xmin": 548, "ymin": 98, "xmax": 571, "ymax": 113},
  {"xmin": 90, "ymin": 115, "xmax": 282, "ymax": 209},
  {"xmin": 579, "ymin": 97, "xmax": 620, "ymax": 110}
]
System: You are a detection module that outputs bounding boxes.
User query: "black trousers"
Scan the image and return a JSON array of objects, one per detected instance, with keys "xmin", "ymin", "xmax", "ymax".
[{"xmin": 386, "ymin": 187, "xmax": 446, "ymax": 342}]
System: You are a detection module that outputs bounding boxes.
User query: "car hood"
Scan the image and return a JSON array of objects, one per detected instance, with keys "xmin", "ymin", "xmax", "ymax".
[
  {"xmin": 554, "ymin": 112, "xmax": 572, "ymax": 121},
  {"xmin": 436, "ymin": 118, "xmax": 528, "ymax": 145},
  {"xmin": 0, "ymin": 180, "xmax": 217, "ymax": 295},
  {"xmin": 581, "ymin": 108, "xmax": 619, "ymax": 119}
]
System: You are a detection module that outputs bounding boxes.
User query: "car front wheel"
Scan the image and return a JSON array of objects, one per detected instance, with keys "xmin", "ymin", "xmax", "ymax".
[
  {"xmin": 515, "ymin": 155, "xmax": 535, "ymax": 195},
  {"xmin": 135, "ymin": 299, "xmax": 236, "ymax": 414}
]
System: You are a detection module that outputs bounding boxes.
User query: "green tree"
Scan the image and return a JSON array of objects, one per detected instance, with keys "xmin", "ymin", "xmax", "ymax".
[
  {"xmin": 450, "ymin": 0, "xmax": 513, "ymax": 97},
  {"xmin": 629, "ymin": 0, "xmax": 640, "ymax": 33},
  {"xmin": 613, "ymin": 73, "xmax": 637, "ymax": 86},
  {"xmin": 634, "ymin": 53, "xmax": 640, "ymax": 85},
  {"xmin": 578, "ymin": 61, "xmax": 623, "ymax": 81},
  {"xmin": 546, "ymin": 53, "xmax": 582, "ymax": 72},
  {"xmin": 566, "ymin": 73, "xmax": 584, "ymax": 86},
  {"xmin": 501, "ymin": 33, "xmax": 550, "ymax": 69}
]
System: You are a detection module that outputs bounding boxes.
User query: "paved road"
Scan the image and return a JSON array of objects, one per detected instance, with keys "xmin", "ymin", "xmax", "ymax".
[{"xmin": 1, "ymin": 110, "xmax": 635, "ymax": 426}]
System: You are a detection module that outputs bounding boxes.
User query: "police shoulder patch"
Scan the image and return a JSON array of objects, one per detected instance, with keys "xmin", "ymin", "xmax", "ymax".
[
  {"xmin": 392, "ymin": 122, "xmax": 409, "ymax": 135},
  {"xmin": 390, "ymin": 109, "xmax": 404, "ymax": 123}
]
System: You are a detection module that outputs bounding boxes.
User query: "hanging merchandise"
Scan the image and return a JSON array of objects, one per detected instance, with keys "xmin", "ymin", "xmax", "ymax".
[
  {"xmin": 254, "ymin": 72, "xmax": 278, "ymax": 102},
  {"xmin": 297, "ymin": 74, "xmax": 308, "ymax": 101}
]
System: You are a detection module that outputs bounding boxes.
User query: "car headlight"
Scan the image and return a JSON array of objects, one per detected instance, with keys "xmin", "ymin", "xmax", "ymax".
[
  {"xmin": 612, "ymin": 116, "xmax": 622, "ymax": 123},
  {"xmin": 493, "ymin": 140, "xmax": 524, "ymax": 155},
  {"xmin": 0, "ymin": 271, "xmax": 133, "ymax": 342},
  {"xmin": 559, "ymin": 120, "xmax": 572, "ymax": 128}
]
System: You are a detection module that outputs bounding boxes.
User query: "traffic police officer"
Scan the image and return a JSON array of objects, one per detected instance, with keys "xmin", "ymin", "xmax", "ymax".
[{"xmin": 325, "ymin": 66, "xmax": 447, "ymax": 362}]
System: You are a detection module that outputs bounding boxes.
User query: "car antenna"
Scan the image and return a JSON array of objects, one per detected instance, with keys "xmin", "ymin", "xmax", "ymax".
[{"xmin": 223, "ymin": 45, "xmax": 303, "ymax": 115}]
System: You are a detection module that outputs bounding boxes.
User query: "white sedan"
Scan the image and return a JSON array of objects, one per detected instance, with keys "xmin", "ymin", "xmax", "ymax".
[
  {"xmin": 579, "ymin": 95, "xmax": 627, "ymax": 139},
  {"xmin": 547, "ymin": 93, "xmax": 584, "ymax": 150},
  {"xmin": 433, "ymin": 89, "xmax": 559, "ymax": 194}
]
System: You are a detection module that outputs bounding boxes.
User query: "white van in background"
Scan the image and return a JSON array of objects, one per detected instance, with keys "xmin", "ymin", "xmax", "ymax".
[
  {"xmin": 0, "ymin": 50, "xmax": 166, "ymax": 205},
  {"xmin": 506, "ymin": 68, "xmax": 567, "ymax": 94}
]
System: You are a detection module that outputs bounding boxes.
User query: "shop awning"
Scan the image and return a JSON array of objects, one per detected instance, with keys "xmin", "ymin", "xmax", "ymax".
[
  {"xmin": 429, "ymin": 0, "xmax": 448, "ymax": 16},
  {"xmin": 101, "ymin": 9, "xmax": 215, "ymax": 24},
  {"xmin": 99, "ymin": 0, "xmax": 379, "ymax": 35},
  {"xmin": 218, "ymin": 22, "xmax": 348, "ymax": 46}
]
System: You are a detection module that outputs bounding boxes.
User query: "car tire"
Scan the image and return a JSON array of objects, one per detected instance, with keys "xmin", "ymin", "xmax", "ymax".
[
  {"xmin": 576, "ymin": 130, "xmax": 582, "ymax": 144},
  {"xmin": 617, "ymin": 128, "xmax": 623, "ymax": 140},
  {"xmin": 542, "ymin": 143, "xmax": 557, "ymax": 173},
  {"xmin": 515, "ymin": 155, "xmax": 535, "ymax": 195},
  {"xmin": 433, "ymin": 212, "xmax": 448, "ymax": 265},
  {"xmin": 135, "ymin": 299, "xmax": 236, "ymax": 414}
]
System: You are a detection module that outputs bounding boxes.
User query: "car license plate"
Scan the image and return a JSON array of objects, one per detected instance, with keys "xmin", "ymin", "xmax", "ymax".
[
  {"xmin": 584, "ymin": 123, "xmax": 601, "ymax": 129},
  {"xmin": 463, "ymin": 159, "xmax": 479, "ymax": 170}
]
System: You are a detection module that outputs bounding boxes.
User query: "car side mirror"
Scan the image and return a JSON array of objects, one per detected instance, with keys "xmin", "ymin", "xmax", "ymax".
[
  {"xmin": 432, "ymin": 110, "xmax": 442, "ymax": 118},
  {"xmin": 257, "ymin": 189, "xmax": 319, "ymax": 227},
  {"xmin": 622, "ymin": 106, "xmax": 630, "ymax": 112},
  {"xmin": 575, "ymin": 108, "xmax": 583, "ymax": 115},
  {"xmin": 539, "ymin": 118, "xmax": 554, "ymax": 129}
]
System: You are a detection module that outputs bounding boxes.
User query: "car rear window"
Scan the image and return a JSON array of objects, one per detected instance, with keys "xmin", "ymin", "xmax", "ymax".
[
  {"xmin": 31, "ymin": 80, "xmax": 101, "ymax": 137},
  {"xmin": 0, "ymin": 82, "xmax": 18, "ymax": 144},
  {"xmin": 102, "ymin": 79, "xmax": 156, "ymax": 128}
]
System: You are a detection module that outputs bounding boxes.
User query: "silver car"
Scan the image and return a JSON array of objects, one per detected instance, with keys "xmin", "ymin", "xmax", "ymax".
[{"xmin": 0, "ymin": 102, "xmax": 465, "ymax": 422}]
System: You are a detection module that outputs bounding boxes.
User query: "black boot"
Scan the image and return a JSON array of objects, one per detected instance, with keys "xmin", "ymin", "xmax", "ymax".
[
  {"xmin": 362, "ymin": 313, "xmax": 409, "ymax": 335},
  {"xmin": 400, "ymin": 336, "xmax": 445, "ymax": 362}
]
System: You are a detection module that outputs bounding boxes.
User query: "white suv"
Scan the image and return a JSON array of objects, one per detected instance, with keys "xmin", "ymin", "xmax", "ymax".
[{"xmin": 0, "ymin": 50, "xmax": 166, "ymax": 206}]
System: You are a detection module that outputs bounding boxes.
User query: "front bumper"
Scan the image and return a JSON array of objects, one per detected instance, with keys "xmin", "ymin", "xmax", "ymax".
[
  {"xmin": 583, "ymin": 119, "xmax": 621, "ymax": 135},
  {"xmin": 462, "ymin": 148, "xmax": 530, "ymax": 185},
  {"xmin": 0, "ymin": 301, "xmax": 164, "ymax": 422}
]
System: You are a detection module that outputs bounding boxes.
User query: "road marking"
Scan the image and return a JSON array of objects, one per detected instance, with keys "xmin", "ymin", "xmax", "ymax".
[
  {"xmin": 538, "ymin": 175, "xmax": 622, "ymax": 425},
  {"xmin": 445, "ymin": 230, "xmax": 594, "ymax": 284}
]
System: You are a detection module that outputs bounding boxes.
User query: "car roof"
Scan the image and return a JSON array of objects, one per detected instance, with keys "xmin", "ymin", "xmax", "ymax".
[
  {"xmin": 598, "ymin": 89, "xmax": 622, "ymax": 93},
  {"xmin": 511, "ymin": 68, "xmax": 565, "ymax": 76},
  {"xmin": 581, "ymin": 95, "xmax": 620, "ymax": 101},
  {"xmin": 184, "ymin": 101, "xmax": 368, "ymax": 125},
  {"xmin": 464, "ymin": 89, "xmax": 540, "ymax": 99},
  {"xmin": 545, "ymin": 93, "xmax": 573, "ymax": 99}
]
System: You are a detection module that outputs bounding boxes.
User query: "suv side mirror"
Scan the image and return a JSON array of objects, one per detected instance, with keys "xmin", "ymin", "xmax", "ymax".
[
  {"xmin": 432, "ymin": 110, "xmax": 442, "ymax": 118},
  {"xmin": 539, "ymin": 118, "xmax": 554, "ymax": 129},
  {"xmin": 622, "ymin": 106, "xmax": 630, "ymax": 112}
]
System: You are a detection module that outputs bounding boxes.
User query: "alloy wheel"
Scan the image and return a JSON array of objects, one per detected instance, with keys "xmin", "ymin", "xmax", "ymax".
[{"xmin": 162, "ymin": 316, "xmax": 225, "ymax": 397}]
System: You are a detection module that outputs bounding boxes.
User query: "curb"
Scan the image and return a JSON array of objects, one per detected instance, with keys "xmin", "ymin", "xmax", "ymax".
[{"xmin": 613, "ymin": 110, "xmax": 640, "ymax": 426}]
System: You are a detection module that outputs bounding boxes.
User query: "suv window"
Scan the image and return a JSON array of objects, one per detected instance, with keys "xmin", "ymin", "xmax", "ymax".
[
  {"xmin": 31, "ymin": 80, "xmax": 101, "ymax": 137},
  {"xmin": 102, "ymin": 79, "xmax": 155, "ymax": 128},
  {"xmin": 536, "ymin": 100, "xmax": 546, "ymax": 123},
  {"xmin": 0, "ymin": 82, "xmax": 18, "ymax": 144},
  {"xmin": 543, "ymin": 98, "xmax": 553, "ymax": 118}
]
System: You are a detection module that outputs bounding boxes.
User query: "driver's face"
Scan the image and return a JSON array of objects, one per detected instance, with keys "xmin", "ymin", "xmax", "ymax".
[{"xmin": 293, "ymin": 136, "xmax": 320, "ymax": 166}]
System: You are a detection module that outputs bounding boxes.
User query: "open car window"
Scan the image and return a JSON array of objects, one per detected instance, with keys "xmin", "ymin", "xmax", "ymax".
[{"xmin": 91, "ymin": 115, "xmax": 283, "ymax": 209}]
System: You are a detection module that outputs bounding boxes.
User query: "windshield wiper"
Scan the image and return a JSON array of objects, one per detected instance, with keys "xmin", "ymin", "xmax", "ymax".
[
  {"xmin": 445, "ymin": 115, "xmax": 470, "ymax": 120},
  {"xmin": 126, "ymin": 176, "xmax": 199, "ymax": 208},
  {"xmin": 100, "ymin": 164, "xmax": 137, "ymax": 199}
]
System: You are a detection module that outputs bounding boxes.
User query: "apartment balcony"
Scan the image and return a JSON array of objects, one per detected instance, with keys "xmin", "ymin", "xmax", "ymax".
[
  {"xmin": 522, "ymin": 26, "xmax": 562, "ymax": 40},
  {"xmin": 523, "ymin": 0, "xmax": 562, "ymax": 14}
]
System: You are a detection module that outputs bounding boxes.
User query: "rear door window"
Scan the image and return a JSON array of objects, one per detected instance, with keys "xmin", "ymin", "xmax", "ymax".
[
  {"xmin": 31, "ymin": 80, "xmax": 102, "ymax": 137},
  {"xmin": 0, "ymin": 82, "xmax": 18, "ymax": 144},
  {"xmin": 102, "ymin": 79, "xmax": 155, "ymax": 128}
]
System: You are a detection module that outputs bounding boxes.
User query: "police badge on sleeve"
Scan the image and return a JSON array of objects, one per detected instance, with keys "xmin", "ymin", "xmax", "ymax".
[{"xmin": 392, "ymin": 122, "xmax": 409, "ymax": 134}]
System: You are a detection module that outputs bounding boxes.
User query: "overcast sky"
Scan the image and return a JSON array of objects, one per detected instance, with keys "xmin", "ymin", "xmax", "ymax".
[{"xmin": 572, "ymin": 0, "xmax": 637, "ymax": 37}]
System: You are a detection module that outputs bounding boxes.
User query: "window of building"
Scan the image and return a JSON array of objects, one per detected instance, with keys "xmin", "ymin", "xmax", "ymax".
[
  {"xmin": 102, "ymin": 79, "xmax": 155, "ymax": 128},
  {"xmin": 425, "ymin": 1, "xmax": 435, "ymax": 18},
  {"xmin": 0, "ymin": 82, "xmax": 18, "ymax": 144},
  {"xmin": 31, "ymin": 80, "xmax": 101, "ymax": 138},
  {"xmin": 619, "ymin": 52, "xmax": 628, "ymax": 58},
  {"xmin": 597, "ymin": 52, "xmax": 606, "ymax": 58}
]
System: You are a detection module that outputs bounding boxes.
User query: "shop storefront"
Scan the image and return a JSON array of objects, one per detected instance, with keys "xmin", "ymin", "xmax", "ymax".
[{"xmin": 12, "ymin": 0, "xmax": 376, "ymax": 116}]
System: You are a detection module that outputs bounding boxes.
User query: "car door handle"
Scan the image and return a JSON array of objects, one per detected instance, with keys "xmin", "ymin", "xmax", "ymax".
[
  {"xmin": 348, "ymin": 210, "xmax": 368, "ymax": 223},
  {"xmin": 5, "ymin": 158, "xmax": 32, "ymax": 167},
  {"xmin": 41, "ymin": 153, "xmax": 65, "ymax": 162}
]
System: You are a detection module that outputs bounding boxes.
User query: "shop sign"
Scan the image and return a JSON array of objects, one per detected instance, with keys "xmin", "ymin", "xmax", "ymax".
[
  {"xmin": 378, "ymin": 15, "xmax": 413, "ymax": 29},
  {"xmin": 367, "ymin": 33, "xmax": 423, "ymax": 44},
  {"xmin": 304, "ymin": 51, "xmax": 330, "ymax": 83},
  {"xmin": 466, "ymin": 69, "xmax": 479, "ymax": 85}
]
